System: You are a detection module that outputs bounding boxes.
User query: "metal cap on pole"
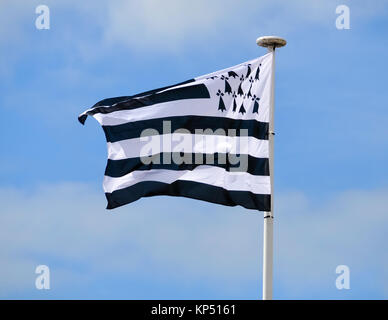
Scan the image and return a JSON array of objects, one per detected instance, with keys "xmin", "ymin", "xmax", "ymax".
[
  {"xmin": 256, "ymin": 36, "xmax": 287, "ymax": 49},
  {"xmin": 256, "ymin": 36, "xmax": 286, "ymax": 300}
]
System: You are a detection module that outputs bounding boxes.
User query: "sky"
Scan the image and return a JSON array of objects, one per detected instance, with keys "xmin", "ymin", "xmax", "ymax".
[{"xmin": 0, "ymin": 0, "xmax": 387, "ymax": 299}]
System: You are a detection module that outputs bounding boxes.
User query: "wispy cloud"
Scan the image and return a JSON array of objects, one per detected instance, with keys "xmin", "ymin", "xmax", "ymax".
[
  {"xmin": 1, "ymin": 0, "xmax": 387, "ymax": 54},
  {"xmin": 1, "ymin": 183, "xmax": 386, "ymax": 298}
]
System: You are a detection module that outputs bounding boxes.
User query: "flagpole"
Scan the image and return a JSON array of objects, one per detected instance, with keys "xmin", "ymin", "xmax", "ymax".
[{"xmin": 256, "ymin": 36, "xmax": 286, "ymax": 300}]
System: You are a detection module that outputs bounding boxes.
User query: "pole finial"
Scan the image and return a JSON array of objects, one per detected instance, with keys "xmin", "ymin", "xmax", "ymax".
[{"xmin": 256, "ymin": 36, "xmax": 287, "ymax": 49}]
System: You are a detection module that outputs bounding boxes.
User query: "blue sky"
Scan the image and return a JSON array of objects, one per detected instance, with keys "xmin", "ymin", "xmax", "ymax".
[{"xmin": 0, "ymin": 0, "xmax": 387, "ymax": 299}]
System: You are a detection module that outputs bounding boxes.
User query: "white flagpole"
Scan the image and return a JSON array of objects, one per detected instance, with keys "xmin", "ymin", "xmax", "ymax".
[{"xmin": 256, "ymin": 36, "xmax": 286, "ymax": 300}]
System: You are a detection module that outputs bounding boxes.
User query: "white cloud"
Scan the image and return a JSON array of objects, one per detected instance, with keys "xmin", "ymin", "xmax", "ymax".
[
  {"xmin": 275, "ymin": 189, "xmax": 388, "ymax": 298},
  {"xmin": 103, "ymin": 0, "xmax": 224, "ymax": 52},
  {"xmin": 100, "ymin": 0, "xmax": 388, "ymax": 51},
  {"xmin": 1, "ymin": 0, "xmax": 387, "ymax": 57},
  {"xmin": 0, "ymin": 183, "xmax": 386, "ymax": 298},
  {"xmin": 0, "ymin": 182, "xmax": 261, "ymax": 298}
]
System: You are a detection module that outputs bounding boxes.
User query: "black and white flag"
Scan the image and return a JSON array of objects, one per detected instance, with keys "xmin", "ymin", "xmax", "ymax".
[{"xmin": 79, "ymin": 53, "xmax": 272, "ymax": 211}]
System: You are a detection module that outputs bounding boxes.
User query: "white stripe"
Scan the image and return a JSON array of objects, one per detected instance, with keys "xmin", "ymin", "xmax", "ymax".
[
  {"xmin": 107, "ymin": 133, "xmax": 269, "ymax": 160},
  {"xmin": 103, "ymin": 166, "xmax": 271, "ymax": 194},
  {"xmin": 93, "ymin": 95, "xmax": 269, "ymax": 126}
]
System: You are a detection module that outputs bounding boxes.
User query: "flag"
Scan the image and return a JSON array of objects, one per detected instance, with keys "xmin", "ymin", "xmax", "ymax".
[{"xmin": 79, "ymin": 53, "xmax": 273, "ymax": 211}]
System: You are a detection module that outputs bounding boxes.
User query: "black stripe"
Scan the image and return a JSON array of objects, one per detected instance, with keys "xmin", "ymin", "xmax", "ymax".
[
  {"xmin": 79, "ymin": 83, "xmax": 209, "ymax": 124},
  {"xmin": 105, "ymin": 180, "xmax": 271, "ymax": 211},
  {"xmin": 78, "ymin": 79, "xmax": 195, "ymax": 124},
  {"xmin": 105, "ymin": 154, "xmax": 269, "ymax": 177},
  {"xmin": 94, "ymin": 79, "xmax": 196, "ymax": 107},
  {"xmin": 103, "ymin": 116, "xmax": 269, "ymax": 143}
]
